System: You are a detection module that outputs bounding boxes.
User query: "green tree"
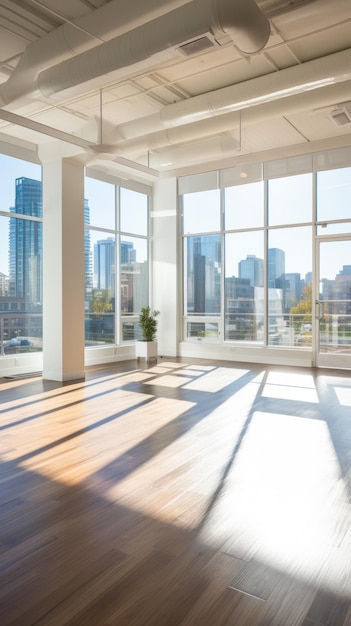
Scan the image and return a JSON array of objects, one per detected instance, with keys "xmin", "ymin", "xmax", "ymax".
[
  {"xmin": 290, "ymin": 283, "xmax": 312, "ymax": 318},
  {"xmin": 91, "ymin": 289, "xmax": 112, "ymax": 317},
  {"xmin": 290, "ymin": 283, "xmax": 312, "ymax": 344}
]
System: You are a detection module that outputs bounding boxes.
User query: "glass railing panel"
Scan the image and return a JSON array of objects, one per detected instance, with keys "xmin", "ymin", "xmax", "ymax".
[
  {"xmin": 224, "ymin": 313, "xmax": 263, "ymax": 342},
  {"xmin": 268, "ymin": 314, "xmax": 313, "ymax": 348},
  {"xmin": 84, "ymin": 313, "xmax": 114, "ymax": 346}
]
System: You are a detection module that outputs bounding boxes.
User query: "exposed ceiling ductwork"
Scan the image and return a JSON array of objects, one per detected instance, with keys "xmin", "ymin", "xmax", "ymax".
[
  {"xmin": 2, "ymin": 43, "xmax": 351, "ymax": 172},
  {"xmin": 123, "ymin": 92, "xmax": 351, "ymax": 170},
  {"xmin": 0, "ymin": 0, "xmax": 192, "ymax": 107},
  {"xmin": 108, "ymin": 78, "xmax": 351, "ymax": 160},
  {"xmin": 81, "ymin": 47, "xmax": 350, "ymax": 168},
  {"xmin": 114, "ymin": 47, "xmax": 351, "ymax": 143},
  {"xmin": 0, "ymin": 0, "xmax": 270, "ymax": 107},
  {"xmin": 1, "ymin": 0, "xmax": 349, "ymax": 179}
]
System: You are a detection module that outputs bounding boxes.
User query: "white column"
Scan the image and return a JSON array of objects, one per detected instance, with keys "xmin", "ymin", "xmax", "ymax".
[
  {"xmin": 152, "ymin": 177, "xmax": 179, "ymax": 357},
  {"xmin": 40, "ymin": 150, "xmax": 85, "ymax": 381}
]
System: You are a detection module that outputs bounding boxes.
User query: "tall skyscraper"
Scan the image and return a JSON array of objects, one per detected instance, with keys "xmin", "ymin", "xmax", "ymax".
[
  {"xmin": 121, "ymin": 241, "xmax": 136, "ymax": 264},
  {"xmin": 84, "ymin": 199, "xmax": 93, "ymax": 301},
  {"xmin": 305, "ymin": 271, "xmax": 312, "ymax": 285},
  {"xmin": 332, "ymin": 265, "xmax": 351, "ymax": 312},
  {"xmin": 239, "ymin": 255, "xmax": 264, "ymax": 287},
  {"xmin": 120, "ymin": 240, "xmax": 144, "ymax": 314},
  {"xmin": 284, "ymin": 272, "xmax": 302, "ymax": 310},
  {"xmin": 94, "ymin": 237, "xmax": 115, "ymax": 291},
  {"xmin": 9, "ymin": 177, "xmax": 42, "ymax": 303},
  {"xmin": 268, "ymin": 248, "xmax": 285, "ymax": 289},
  {"xmin": 187, "ymin": 236, "xmax": 221, "ymax": 314}
]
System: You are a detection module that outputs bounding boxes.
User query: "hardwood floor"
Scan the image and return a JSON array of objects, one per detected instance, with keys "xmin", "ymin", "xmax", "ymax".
[{"xmin": 0, "ymin": 357, "xmax": 350, "ymax": 625}]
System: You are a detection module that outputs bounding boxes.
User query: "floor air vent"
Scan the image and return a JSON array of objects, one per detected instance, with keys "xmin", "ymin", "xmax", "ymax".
[{"xmin": 3, "ymin": 372, "xmax": 42, "ymax": 381}]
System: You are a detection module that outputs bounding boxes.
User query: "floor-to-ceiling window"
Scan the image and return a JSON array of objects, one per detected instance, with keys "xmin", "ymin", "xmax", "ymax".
[
  {"xmin": 120, "ymin": 187, "xmax": 149, "ymax": 341},
  {"xmin": 267, "ymin": 173, "xmax": 313, "ymax": 348},
  {"xmin": 224, "ymin": 180, "xmax": 264, "ymax": 342},
  {"xmin": 181, "ymin": 151, "xmax": 351, "ymax": 363},
  {"xmin": 84, "ymin": 176, "xmax": 115, "ymax": 346},
  {"xmin": 84, "ymin": 175, "xmax": 150, "ymax": 347},
  {"xmin": 183, "ymin": 189, "xmax": 221, "ymax": 341},
  {"xmin": 0, "ymin": 154, "xmax": 42, "ymax": 357}
]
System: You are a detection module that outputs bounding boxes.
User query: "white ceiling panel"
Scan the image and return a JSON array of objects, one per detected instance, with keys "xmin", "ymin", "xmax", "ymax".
[
  {"xmin": 0, "ymin": 29, "xmax": 25, "ymax": 66},
  {"xmin": 155, "ymin": 45, "xmax": 241, "ymax": 85},
  {"xmin": 262, "ymin": 45, "xmax": 298, "ymax": 71},
  {"xmin": 242, "ymin": 117, "xmax": 305, "ymax": 153},
  {"xmin": 289, "ymin": 22, "xmax": 351, "ymax": 61},
  {"xmin": 288, "ymin": 110, "xmax": 351, "ymax": 142},
  {"xmin": 177, "ymin": 53, "xmax": 278, "ymax": 97},
  {"xmin": 22, "ymin": 0, "xmax": 101, "ymax": 21},
  {"xmin": 271, "ymin": 0, "xmax": 351, "ymax": 39}
]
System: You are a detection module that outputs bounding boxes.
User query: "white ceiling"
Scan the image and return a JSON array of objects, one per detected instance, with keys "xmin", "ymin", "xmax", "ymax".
[{"xmin": 0, "ymin": 0, "xmax": 351, "ymax": 182}]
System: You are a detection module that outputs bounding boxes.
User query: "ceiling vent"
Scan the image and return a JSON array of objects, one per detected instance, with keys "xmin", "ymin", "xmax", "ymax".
[
  {"xmin": 178, "ymin": 35, "xmax": 217, "ymax": 56},
  {"xmin": 330, "ymin": 107, "xmax": 351, "ymax": 126}
]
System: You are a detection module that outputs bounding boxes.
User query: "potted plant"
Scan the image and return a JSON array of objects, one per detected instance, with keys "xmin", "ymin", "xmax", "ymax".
[{"xmin": 136, "ymin": 306, "xmax": 160, "ymax": 360}]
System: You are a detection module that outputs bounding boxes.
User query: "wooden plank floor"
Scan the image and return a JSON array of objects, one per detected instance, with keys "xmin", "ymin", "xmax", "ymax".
[{"xmin": 0, "ymin": 357, "xmax": 350, "ymax": 625}]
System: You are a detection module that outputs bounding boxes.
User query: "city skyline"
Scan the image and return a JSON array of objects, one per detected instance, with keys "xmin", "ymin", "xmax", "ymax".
[{"xmin": 1, "ymin": 157, "xmax": 350, "ymax": 286}]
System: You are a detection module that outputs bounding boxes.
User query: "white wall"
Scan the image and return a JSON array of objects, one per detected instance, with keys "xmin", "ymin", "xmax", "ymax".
[{"xmin": 179, "ymin": 340, "xmax": 313, "ymax": 368}]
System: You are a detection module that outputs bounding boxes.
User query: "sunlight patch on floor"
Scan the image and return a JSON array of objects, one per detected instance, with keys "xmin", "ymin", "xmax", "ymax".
[
  {"xmin": 183, "ymin": 364, "xmax": 217, "ymax": 372},
  {"xmin": 155, "ymin": 362, "xmax": 188, "ymax": 369},
  {"xmin": 184, "ymin": 367, "xmax": 250, "ymax": 393},
  {"xmin": 143, "ymin": 365, "xmax": 175, "ymax": 374},
  {"xmin": 334, "ymin": 386, "xmax": 351, "ymax": 407},
  {"xmin": 266, "ymin": 372, "xmax": 316, "ymax": 388},
  {"xmin": 16, "ymin": 394, "xmax": 195, "ymax": 486},
  {"xmin": 262, "ymin": 383, "xmax": 319, "ymax": 403},
  {"xmin": 262, "ymin": 371, "xmax": 318, "ymax": 403},
  {"xmin": 200, "ymin": 410, "xmax": 349, "ymax": 592},
  {"xmin": 0, "ymin": 372, "xmax": 154, "ymax": 426},
  {"xmin": 111, "ymin": 378, "xmax": 262, "ymax": 523},
  {"xmin": 144, "ymin": 374, "xmax": 195, "ymax": 388}
]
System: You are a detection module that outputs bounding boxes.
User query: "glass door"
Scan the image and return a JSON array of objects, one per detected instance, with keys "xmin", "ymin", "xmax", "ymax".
[{"xmin": 316, "ymin": 237, "xmax": 351, "ymax": 369}]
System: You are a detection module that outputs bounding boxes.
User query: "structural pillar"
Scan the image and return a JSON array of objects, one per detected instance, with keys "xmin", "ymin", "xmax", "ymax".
[
  {"xmin": 40, "ymin": 148, "xmax": 85, "ymax": 381},
  {"xmin": 152, "ymin": 177, "xmax": 179, "ymax": 357}
]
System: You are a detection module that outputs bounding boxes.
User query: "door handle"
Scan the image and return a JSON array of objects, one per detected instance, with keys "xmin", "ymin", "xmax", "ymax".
[{"xmin": 315, "ymin": 301, "xmax": 323, "ymax": 320}]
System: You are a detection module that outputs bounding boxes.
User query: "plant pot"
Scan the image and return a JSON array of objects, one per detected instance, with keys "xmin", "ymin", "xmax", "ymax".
[{"xmin": 135, "ymin": 340, "xmax": 158, "ymax": 361}]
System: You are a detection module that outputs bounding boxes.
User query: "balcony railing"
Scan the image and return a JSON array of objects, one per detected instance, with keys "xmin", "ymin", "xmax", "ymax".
[{"xmin": 0, "ymin": 313, "xmax": 42, "ymax": 355}]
